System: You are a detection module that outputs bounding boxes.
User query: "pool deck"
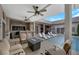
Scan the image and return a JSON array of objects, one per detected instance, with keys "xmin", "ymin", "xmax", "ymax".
[
  {"xmin": 23, "ymin": 35, "xmax": 79, "ymax": 55},
  {"xmin": 48, "ymin": 35, "xmax": 79, "ymax": 55}
]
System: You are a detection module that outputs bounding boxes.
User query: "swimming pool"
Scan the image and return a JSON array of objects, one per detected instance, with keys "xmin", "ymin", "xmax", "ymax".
[
  {"xmin": 72, "ymin": 36, "xmax": 79, "ymax": 52},
  {"xmin": 48, "ymin": 35, "xmax": 79, "ymax": 54}
]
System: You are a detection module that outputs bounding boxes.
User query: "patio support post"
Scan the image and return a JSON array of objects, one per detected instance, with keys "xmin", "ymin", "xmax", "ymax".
[
  {"xmin": 7, "ymin": 18, "xmax": 10, "ymax": 39},
  {"xmin": 64, "ymin": 4, "xmax": 72, "ymax": 42},
  {"xmin": 34, "ymin": 21, "xmax": 35, "ymax": 36},
  {"xmin": 38, "ymin": 25, "xmax": 40, "ymax": 33},
  {"xmin": 43, "ymin": 24, "xmax": 45, "ymax": 33}
]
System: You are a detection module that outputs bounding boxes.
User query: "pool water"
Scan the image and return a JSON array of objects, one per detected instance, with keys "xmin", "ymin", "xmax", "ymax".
[
  {"xmin": 48, "ymin": 35, "xmax": 79, "ymax": 52},
  {"xmin": 72, "ymin": 36, "xmax": 79, "ymax": 51}
]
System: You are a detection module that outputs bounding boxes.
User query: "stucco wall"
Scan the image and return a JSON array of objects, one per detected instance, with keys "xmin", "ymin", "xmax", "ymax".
[
  {"xmin": 51, "ymin": 23, "xmax": 79, "ymax": 34},
  {"xmin": 51, "ymin": 16, "xmax": 79, "ymax": 34}
]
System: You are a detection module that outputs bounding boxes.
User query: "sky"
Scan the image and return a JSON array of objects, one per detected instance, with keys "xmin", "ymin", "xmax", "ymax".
[{"xmin": 45, "ymin": 8, "xmax": 79, "ymax": 22}]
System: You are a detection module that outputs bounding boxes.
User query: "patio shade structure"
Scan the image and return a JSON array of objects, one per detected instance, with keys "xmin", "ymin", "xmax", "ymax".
[{"xmin": 64, "ymin": 4, "xmax": 72, "ymax": 54}]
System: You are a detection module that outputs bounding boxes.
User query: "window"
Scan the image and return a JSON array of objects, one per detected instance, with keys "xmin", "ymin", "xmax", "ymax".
[
  {"xmin": 57, "ymin": 28, "xmax": 60, "ymax": 33},
  {"xmin": 12, "ymin": 26, "xmax": 25, "ymax": 31},
  {"xmin": 61, "ymin": 28, "xmax": 64, "ymax": 34},
  {"xmin": 26, "ymin": 23, "xmax": 30, "ymax": 30}
]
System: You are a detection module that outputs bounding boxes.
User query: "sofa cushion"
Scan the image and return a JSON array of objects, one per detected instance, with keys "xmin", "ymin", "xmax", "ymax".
[
  {"xmin": 10, "ymin": 48, "xmax": 25, "ymax": 55},
  {"xmin": 10, "ymin": 44, "xmax": 22, "ymax": 51},
  {"xmin": 20, "ymin": 32, "xmax": 27, "ymax": 41},
  {"xmin": 9, "ymin": 38, "xmax": 20, "ymax": 46}
]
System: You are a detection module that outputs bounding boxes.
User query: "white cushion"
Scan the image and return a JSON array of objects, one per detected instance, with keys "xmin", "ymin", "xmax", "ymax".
[
  {"xmin": 20, "ymin": 32, "xmax": 27, "ymax": 40},
  {"xmin": 10, "ymin": 44, "xmax": 22, "ymax": 51},
  {"xmin": 42, "ymin": 33, "xmax": 48, "ymax": 39},
  {"xmin": 38, "ymin": 33, "xmax": 43, "ymax": 37},
  {"xmin": 9, "ymin": 38, "xmax": 20, "ymax": 42},
  {"xmin": 9, "ymin": 38, "xmax": 20, "ymax": 46},
  {"xmin": 22, "ymin": 43, "xmax": 28, "ymax": 49},
  {"xmin": 47, "ymin": 35, "xmax": 51, "ymax": 38},
  {"xmin": 48, "ymin": 32, "xmax": 51, "ymax": 35},
  {"xmin": 27, "ymin": 33, "xmax": 32, "ymax": 39},
  {"xmin": 10, "ymin": 48, "xmax": 25, "ymax": 55},
  {"xmin": 50, "ymin": 32, "xmax": 52, "ymax": 35}
]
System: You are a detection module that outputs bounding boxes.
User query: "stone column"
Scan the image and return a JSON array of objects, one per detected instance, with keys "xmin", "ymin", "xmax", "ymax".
[
  {"xmin": 0, "ymin": 20, "xmax": 2, "ymax": 40},
  {"xmin": 38, "ymin": 25, "xmax": 41, "ymax": 33},
  {"xmin": 6, "ymin": 18, "xmax": 10, "ymax": 39},
  {"xmin": 43, "ymin": 24, "xmax": 45, "ymax": 33},
  {"xmin": 55, "ymin": 27, "xmax": 57, "ymax": 34},
  {"xmin": 64, "ymin": 4, "xmax": 72, "ymax": 42},
  {"xmin": 33, "ymin": 21, "xmax": 35, "ymax": 36}
]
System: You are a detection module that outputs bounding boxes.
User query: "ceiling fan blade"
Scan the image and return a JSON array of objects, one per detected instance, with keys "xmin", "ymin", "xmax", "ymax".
[
  {"xmin": 40, "ymin": 9, "xmax": 47, "ymax": 12},
  {"xmin": 39, "ymin": 13, "xmax": 44, "ymax": 16},
  {"xmin": 28, "ymin": 14, "xmax": 35, "ymax": 19},
  {"xmin": 27, "ymin": 11, "xmax": 35, "ymax": 13},
  {"xmin": 40, "ymin": 4, "xmax": 51, "ymax": 11}
]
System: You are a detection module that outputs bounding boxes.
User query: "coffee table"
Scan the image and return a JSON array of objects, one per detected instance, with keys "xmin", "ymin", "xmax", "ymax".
[{"xmin": 27, "ymin": 37, "xmax": 41, "ymax": 51}]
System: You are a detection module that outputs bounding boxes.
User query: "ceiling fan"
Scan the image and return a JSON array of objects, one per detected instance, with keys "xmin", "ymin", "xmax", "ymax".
[{"xmin": 27, "ymin": 4, "xmax": 51, "ymax": 17}]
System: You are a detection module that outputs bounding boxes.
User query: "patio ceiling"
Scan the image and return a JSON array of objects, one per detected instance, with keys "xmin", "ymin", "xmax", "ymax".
[
  {"xmin": 1, "ymin": 4, "xmax": 64, "ymax": 21},
  {"xmin": 1, "ymin": 4, "xmax": 79, "ymax": 22}
]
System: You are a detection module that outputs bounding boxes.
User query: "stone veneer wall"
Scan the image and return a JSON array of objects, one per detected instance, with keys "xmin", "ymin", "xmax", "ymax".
[
  {"xmin": 0, "ymin": 4, "xmax": 10, "ymax": 55},
  {"xmin": 0, "ymin": 5, "xmax": 3, "ymax": 19},
  {"xmin": 0, "ymin": 5, "xmax": 4, "ymax": 40}
]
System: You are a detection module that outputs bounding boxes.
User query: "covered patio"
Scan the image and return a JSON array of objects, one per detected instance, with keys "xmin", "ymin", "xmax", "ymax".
[{"xmin": 0, "ymin": 4, "xmax": 79, "ymax": 55}]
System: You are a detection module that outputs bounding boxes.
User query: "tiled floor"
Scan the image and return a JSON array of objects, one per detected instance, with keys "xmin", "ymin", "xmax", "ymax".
[
  {"xmin": 22, "ymin": 35, "xmax": 79, "ymax": 55},
  {"xmin": 9, "ymin": 35, "xmax": 79, "ymax": 55}
]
